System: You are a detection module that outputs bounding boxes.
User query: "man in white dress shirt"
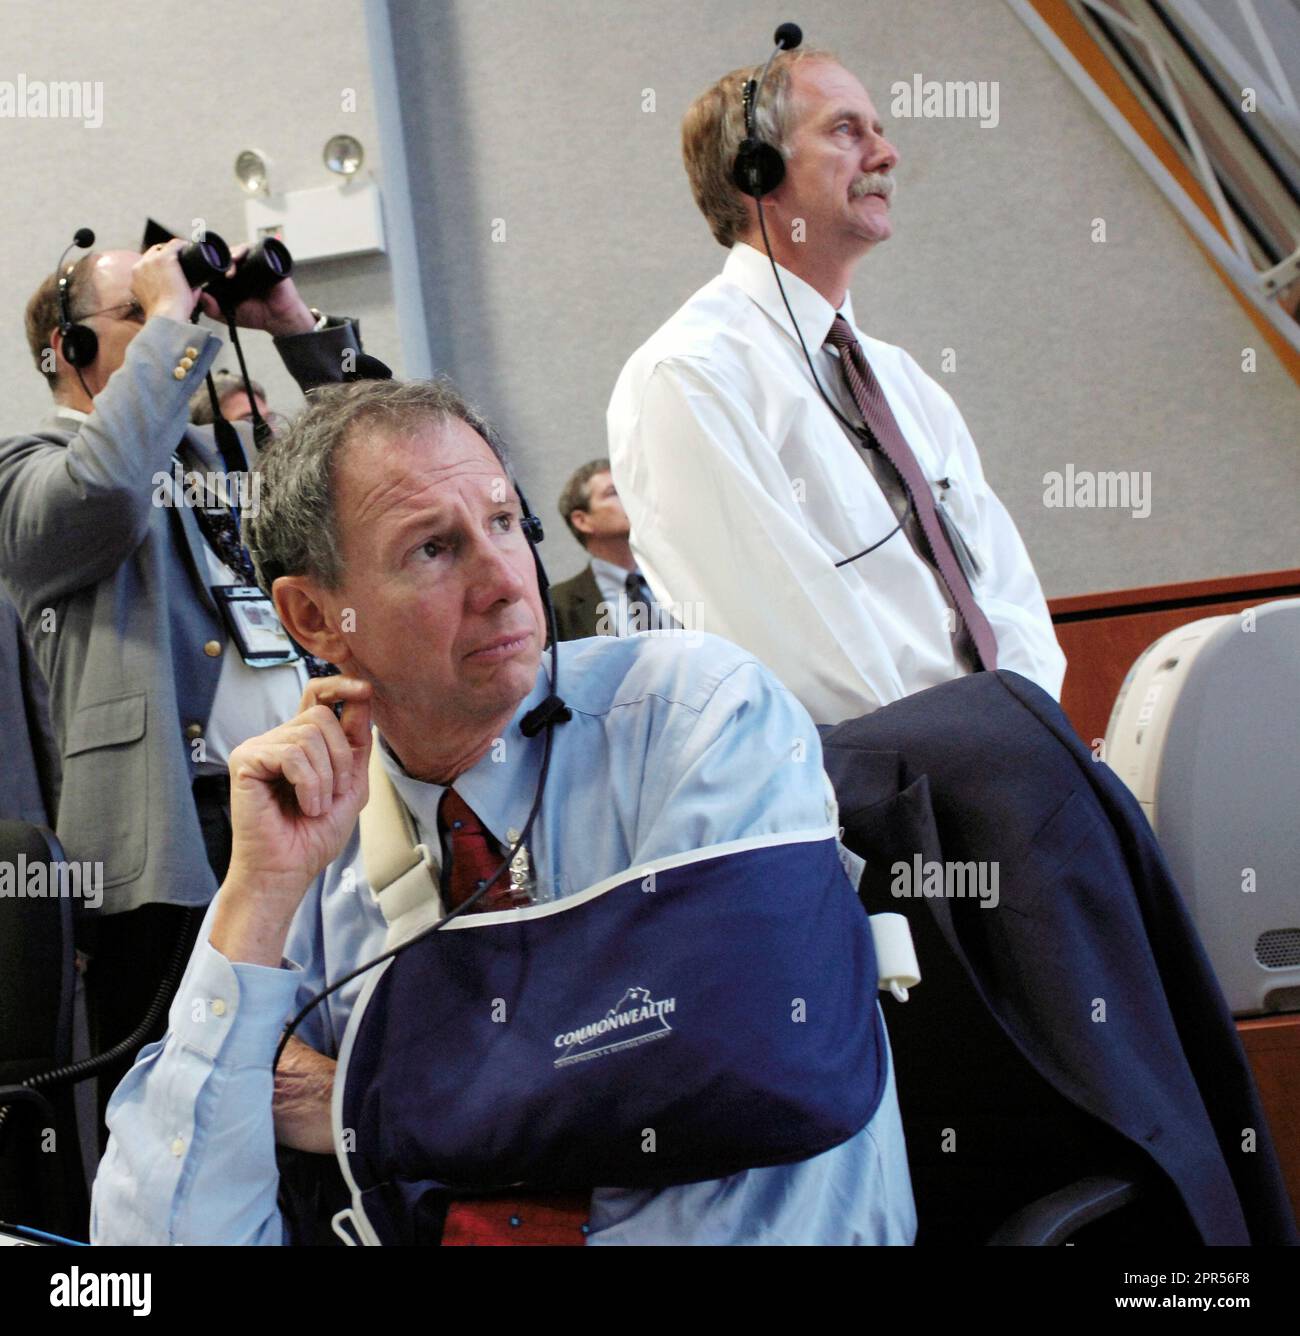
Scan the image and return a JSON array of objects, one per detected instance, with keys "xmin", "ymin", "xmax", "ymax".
[{"xmin": 607, "ymin": 47, "xmax": 1064, "ymax": 725}]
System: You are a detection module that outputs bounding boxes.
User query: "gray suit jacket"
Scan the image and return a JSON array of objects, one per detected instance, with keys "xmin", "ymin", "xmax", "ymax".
[
  {"xmin": 0, "ymin": 315, "xmax": 372, "ymax": 914},
  {"xmin": 0, "ymin": 588, "xmax": 59, "ymax": 825}
]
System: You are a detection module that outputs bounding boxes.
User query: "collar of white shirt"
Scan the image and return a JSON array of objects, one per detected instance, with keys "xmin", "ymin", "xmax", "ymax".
[
  {"xmin": 723, "ymin": 242, "xmax": 858, "ymax": 354},
  {"xmin": 374, "ymin": 661, "xmax": 550, "ymax": 847},
  {"xmin": 589, "ymin": 555, "xmax": 639, "ymax": 597}
]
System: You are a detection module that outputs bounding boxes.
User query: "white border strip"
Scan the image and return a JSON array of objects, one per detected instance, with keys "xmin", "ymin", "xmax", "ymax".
[
  {"xmin": 332, "ymin": 951, "xmax": 392, "ymax": 1246},
  {"xmin": 439, "ymin": 823, "xmax": 839, "ymax": 929}
]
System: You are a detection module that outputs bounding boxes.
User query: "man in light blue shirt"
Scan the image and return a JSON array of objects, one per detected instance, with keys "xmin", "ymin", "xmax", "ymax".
[{"xmin": 91, "ymin": 378, "xmax": 915, "ymax": 1246}]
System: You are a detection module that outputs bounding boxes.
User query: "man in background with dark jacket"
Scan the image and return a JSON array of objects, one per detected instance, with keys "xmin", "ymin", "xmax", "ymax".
[{"xmin": 550, "ymin": 458, "xmax": 672, "ymax": 641}]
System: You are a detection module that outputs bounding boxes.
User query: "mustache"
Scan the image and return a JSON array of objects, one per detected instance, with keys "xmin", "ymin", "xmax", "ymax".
[{"xmin": 850, "ymin": 172, "xmax": 895, "ymax": 202}]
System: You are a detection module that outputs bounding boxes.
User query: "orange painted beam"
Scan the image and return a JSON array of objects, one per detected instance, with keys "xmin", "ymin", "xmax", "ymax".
[{"xmin": 1026, "ymin": 0, "xmax": 1300, "ymax": 385}]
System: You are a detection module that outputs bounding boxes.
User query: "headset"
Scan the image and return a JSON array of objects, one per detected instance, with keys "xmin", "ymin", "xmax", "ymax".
[
  {"xmin": 732, "ymin": 25, "xmax": 909, "ymax": 569},
  {"xmin": 54, "ymin": 228, "xmax": 100, "ymax": 397},
  {"xmin": 731, "ymin": 23, "xmax": 802, "ymax": 199}
]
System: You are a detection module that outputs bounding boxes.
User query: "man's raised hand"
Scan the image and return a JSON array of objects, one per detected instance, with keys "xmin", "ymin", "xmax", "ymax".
[
  {"xmin": 132, "ymin": 239, "xmax": 201, "ymax": 325},
  {"xmin": 196, "ymin": 243, "xmax": 316, "ymax": 337},
  {"xmin": 211, "ymin": 677, "xmax": 373, "ymax": 967}
]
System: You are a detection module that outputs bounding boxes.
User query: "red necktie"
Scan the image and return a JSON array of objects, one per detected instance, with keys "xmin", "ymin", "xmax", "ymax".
[
  {"xmin": 824, "ymin": 315, "xmax": 998, "ymax": 672},
  {"xmin": 435, "ymin": 788, "xmax": 589, "ymax": 1243},
  {"xmin": 438, "ymin": 788, "xmax": 530, "ymax": 912},
  {"xmin": 440, "ymin": 1194, "xmax": 591, "ymax": 1246}
]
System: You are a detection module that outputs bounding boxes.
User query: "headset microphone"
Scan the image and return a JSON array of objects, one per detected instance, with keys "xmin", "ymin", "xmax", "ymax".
[{"xmin": 54, "ymin": 228, "xmax": 100, "ymax": 396}]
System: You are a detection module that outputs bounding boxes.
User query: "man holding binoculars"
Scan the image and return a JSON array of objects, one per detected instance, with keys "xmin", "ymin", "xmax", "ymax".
[{"xmin": 0, "ymin": 229, "xmax": 389, "ymax": 1145}]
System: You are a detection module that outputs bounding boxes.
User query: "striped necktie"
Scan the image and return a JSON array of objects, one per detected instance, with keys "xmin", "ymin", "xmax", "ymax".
[
  {"xmin": 625, "ymin": 571, "xmax": 653, "ymax": 633},
  {"xmin": 824, "ymin": 316, "xmax": 998, "ymax": 671}
]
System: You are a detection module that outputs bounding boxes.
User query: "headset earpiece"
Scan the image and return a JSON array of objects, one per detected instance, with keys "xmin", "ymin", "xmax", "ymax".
[
  {"xmin": 731, "ymin": 66, "xmax": 788, "ymax": 201},
  {"xmin": 513, "ymin": 482, "xmax": 545, "ymax": 546},
  {"xmin": 59, "ymin": 316, "xmax": 99, "ymax": 368},
  {"xmin": 732, "ymin": 140, "xmax": 786, "ymax": 199}
]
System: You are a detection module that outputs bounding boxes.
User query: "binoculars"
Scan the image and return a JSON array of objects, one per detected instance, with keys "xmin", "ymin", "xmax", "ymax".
[{"xmin": 176, "ymin": 232, "xmax": 293, "ymax": 307}]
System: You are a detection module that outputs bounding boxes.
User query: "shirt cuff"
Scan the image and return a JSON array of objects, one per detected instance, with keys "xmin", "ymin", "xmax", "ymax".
[{"xmin": 169, "ymin": 938, "xmax": 303, "ymax": 1067}]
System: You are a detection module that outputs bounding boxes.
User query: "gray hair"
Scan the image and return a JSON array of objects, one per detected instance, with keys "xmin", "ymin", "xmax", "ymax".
[
  {"xmin": 244, "ymin": 378, "xmax": 512, "ymax": 596},
  {"xmin": 682, "ymin": 47, "xmax": 839, "ymax": 249}
]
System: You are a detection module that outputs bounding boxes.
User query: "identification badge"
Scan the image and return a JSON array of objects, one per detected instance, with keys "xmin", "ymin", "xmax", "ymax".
[
  {"xmin": 933, "ymin": 482, "xmax": 984, "ymax": 582},
  {"xmin": 211, "ymin": 585, "xmax": 302, "ymax": 667}
]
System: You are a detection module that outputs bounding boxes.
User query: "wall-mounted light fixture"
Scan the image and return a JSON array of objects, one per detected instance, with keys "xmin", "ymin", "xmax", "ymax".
[
  {"xmin": 234, "ymin": 148, "xmax": 273, "ymax": 197},
  {"xmin": 240, "ymin": 135, "xmax": 385, "ymax": 262},
  {"xmin": 323, "ymin": 134, "xmax": 365, "ymax": 179}
]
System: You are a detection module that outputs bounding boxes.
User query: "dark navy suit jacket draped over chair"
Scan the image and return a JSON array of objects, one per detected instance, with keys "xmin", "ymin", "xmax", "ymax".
[{"xmin": 821, "ymin": 669, "xmax": 1297, "ymax": 1246}]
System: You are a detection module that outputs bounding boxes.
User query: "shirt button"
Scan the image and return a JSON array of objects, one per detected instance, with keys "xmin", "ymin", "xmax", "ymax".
[
  {"xmin": 508, "ymin": 1215, "xmax": 521, "ymax": 1228},
  {"xmin": 203, "ymin": 639, "xmax": 222, "ymax": 657},
  {"xmin": 173, "ymin": 367, "xmax": 187, "ymax": 380},
  {"xmin": 184, "ymin": 346, "xmax": 200, "ymax": 359},
  {"xmin": 179, "ymin": 356, "xmax": 195, "ymax": 370},
  {"xmin": 210, "ymin": 998, "xmax": 227, "ymax": 1017},
  {"xmin": 451, "ymin": 820, "xmax": 463, "ymax": 830},
  {"xmin": 184, "ymin": 723, "xmax": 204, "ymax": 741},
  {"xmin": 170, "ymin": 1137, "xmax": 185, "ymax": 1156},
  {"xmin": 580, "ymin": 1222, "xmax": 590, "ymax": 1235}
]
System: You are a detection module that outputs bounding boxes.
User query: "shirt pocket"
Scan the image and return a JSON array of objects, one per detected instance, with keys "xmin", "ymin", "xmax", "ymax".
[{"xmin": 929, "ymin": 453, "xmax": 986, "ymax": 582}]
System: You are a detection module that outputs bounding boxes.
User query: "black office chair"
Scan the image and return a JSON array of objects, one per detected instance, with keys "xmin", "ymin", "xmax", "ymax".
[{"xmin": 0, "ymin": 820, "xmax": 89, "ymax": 1240}]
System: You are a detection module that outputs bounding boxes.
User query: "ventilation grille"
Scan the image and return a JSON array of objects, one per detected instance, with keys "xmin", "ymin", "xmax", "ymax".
[{"xmin": 1256, "ymin": 927, "xmax": 1300, "ymax": 969}]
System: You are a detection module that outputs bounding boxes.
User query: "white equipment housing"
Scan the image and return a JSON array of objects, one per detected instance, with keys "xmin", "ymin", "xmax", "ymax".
[{"xmin": 1104, "ymin": 599, "xmax": 1300, "ymax": 1017}]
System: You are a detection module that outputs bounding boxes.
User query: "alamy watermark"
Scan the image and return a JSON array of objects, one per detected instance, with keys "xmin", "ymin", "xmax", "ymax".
[
  {"xmin": 1, "ymin": 856, "xmax": 103, "ymax": 910},
  {"xmin": 1043, "ymin": 465, "xmax": 1151, "ymax": 519},
  {"xmin": 152, "ymin": 462, "xmax": 261, "ymax": 517},
  {"xmin": 50, "ymin": 1268, "xmax": 150, "ymax": 1316},
  {"xmin": 593, "ymin": 597, "xmax": 705, "ymax": 644},
  {"xmin": 0, "ymin": 76, "xmax": 103, "ymax": 129},
  {"xmin": 890, "ymin": 855, "xmax": 999, "ymax": 909},
  {"xmin": 891, "ymin": 75, "xmax": 999, "ymax": 129}
]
